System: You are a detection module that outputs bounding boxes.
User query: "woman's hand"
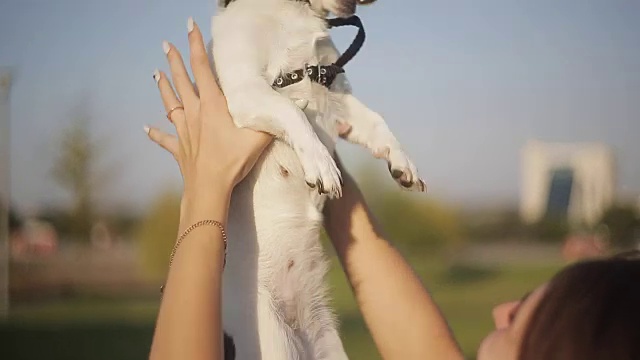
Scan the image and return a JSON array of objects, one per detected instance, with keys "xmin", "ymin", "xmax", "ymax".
[{"xmin": 145, "ymin": 18, "xmax": 272, "ymax": 217}]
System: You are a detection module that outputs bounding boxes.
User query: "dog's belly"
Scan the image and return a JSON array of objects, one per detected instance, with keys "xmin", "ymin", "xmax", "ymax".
[
  {"xmin": 222, "ymin": 141, "xmax": 337, "ymax": 359},
  {"xmin": 212, "ymin": 4, "xmax": 349, "ymax": 358}
]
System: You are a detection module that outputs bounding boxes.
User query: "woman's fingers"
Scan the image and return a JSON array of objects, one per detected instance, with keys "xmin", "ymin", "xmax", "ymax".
[
  {"xmin": 237, "ymin": 128, "xmax": 274, "ymax": 164},
  {"xmin": 154, "ymin": 69, "xmax": 182, "ymax": 119},
  {"xmin": 163, "ymin": 41, "xmax": 198, "ymax": 106},
  {"xmin": 154, "ymin": 69, "xmax": 190, "ymax": 148},
  {"xmin": 336, "ymin": 122, "xmax": 352, "ymax": 138},
  {"xmin": 187, "ymin": 18, "xmax": 222, "ymax": 103},
  {"xmin": 243, "ymin": 128, "xmax": 273, "ymax": 149},
  {"xmin": 145, "ymin": 125, "xmax": 179, "ymax": 157}
]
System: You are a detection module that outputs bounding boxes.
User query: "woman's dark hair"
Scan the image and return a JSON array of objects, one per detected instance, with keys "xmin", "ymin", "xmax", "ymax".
[{"xmin": 519, "ymin": 250, "xmax": 640, "ymax": 360}]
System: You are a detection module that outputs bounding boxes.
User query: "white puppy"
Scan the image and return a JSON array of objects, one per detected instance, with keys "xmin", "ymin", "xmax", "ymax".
[{"xmin": 208, "ymin": 0, "xmax": 425, "ymax": 358}]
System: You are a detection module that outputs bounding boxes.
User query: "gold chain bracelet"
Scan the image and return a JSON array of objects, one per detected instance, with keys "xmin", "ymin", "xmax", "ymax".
[{"xmin": 160, "ymin": 219, "xmax": 227, "ymax": 294}]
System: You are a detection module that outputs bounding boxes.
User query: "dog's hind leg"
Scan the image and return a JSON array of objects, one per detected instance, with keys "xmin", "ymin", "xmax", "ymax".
[
  {"xmin": 257, "ymin": 290, "xmax": 303, "ymax": 360},
  {"xmin": 294, "ymin": 265, "xmax": 349, "ymax": 360},
  {"xmin": 311, "ymin": 325, "xmax": 349, "ymax": 360}
]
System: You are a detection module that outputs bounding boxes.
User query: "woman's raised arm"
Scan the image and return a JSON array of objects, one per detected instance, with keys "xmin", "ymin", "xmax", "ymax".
[
  {"xmin": 324, "ymin": 157, "xmax": 464, "ymax": 360},
  {"xmin": 146, "ymin": 17, "xmax": 271, "ymax": 360}
]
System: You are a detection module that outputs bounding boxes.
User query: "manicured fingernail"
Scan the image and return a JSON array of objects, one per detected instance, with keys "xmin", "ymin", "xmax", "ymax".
[
  {"xmin": 153, "ymin": 69, "xmax": 160, "ymax": 83},
  {"xmin": 162, "ymin": 41, "xmax": 170, "ymax": 55},
  {"xmin": 144, "ymin": 125, "xmax": 150, "ymax": 135},
  {"xmin": 187, "ymin": 17, "xmax": 194, "ymax": 33}
]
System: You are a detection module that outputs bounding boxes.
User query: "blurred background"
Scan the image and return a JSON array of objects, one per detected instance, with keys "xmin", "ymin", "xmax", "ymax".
[{"xmin": 1, "ymin": 0, "xmax": 639, "ymax": 359}]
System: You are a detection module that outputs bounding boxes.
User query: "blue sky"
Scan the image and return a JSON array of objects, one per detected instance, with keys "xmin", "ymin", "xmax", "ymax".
[{"xmin": 1, "ymin": 0, "xmax": 639, "ymax": 213}]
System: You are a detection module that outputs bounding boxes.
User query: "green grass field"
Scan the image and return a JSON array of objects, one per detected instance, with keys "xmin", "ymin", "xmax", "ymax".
[{"xmin": 1, "ymin": 255, "xmax": 562, "ymax": 360}]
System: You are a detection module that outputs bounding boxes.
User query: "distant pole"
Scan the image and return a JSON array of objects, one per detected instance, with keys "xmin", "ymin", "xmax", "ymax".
[{"xmin": 0, "ymin": 69, "xmax": 12, "ymax": 318}]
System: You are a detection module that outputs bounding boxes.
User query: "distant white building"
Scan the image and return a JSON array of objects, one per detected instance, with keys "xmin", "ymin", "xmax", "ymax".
[{"xmin": 520, "ymin": 140, "xmax": 616, "ymax": 226}]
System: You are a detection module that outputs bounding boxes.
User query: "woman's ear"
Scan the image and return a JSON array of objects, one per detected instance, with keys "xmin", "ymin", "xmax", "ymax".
[{"xmin": 492, "ymin": 301, "xmax": 522, "ymax": 330}]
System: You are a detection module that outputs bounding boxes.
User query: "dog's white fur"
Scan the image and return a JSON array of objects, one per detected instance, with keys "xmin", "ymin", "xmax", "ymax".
[{"xmin": 208, "ymin": 0, "xmax": 424, "ymax": 358}]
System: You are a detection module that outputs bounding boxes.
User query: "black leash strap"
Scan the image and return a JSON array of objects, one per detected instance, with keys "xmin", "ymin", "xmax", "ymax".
[
  {"xmin": 326, "ymin": 15, "xmax": 366, "ymax": 69},
  {"xmin": 273, "ymin": 15, "xmax": 366, "ymax": 89}
]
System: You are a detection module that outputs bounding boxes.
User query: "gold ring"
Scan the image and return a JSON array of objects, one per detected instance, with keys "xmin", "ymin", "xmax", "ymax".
[{"xmin": 166, "ymin": 105, "xmax": 184, "ymax": 121}]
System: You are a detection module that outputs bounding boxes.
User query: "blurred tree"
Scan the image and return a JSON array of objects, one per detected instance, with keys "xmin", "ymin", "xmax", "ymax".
[
  {"xmin": 50, "ymin": 100, "xmax": 112, "ymax": 240},
  {"xmin": 461, "ymin": 208, "xmax": 525, "ymax": 242},
  {"xmin": 8, "ymin": 205, "xmax": 23, "ymax": 235},
  {"xmin": 136, "ymin": 190, "xmax": 180, "ymax": 281},
  {"xmin": 527, "ymin": 216, "xmax": 571, "ymax": 243},
  {"xmin": 352, "ymin": 162, "xmax": 464, "ymax": 254},
  {"xmin": 371, "ymin": 192, "xmax": 464, "ymax": 253},
  {"xmin": 104, "ymin": 208, "xmax": 142, "ymax": 239},
  {"xmin": 599, "ymin": 205, "xmax": 640, "ymax": 249}
]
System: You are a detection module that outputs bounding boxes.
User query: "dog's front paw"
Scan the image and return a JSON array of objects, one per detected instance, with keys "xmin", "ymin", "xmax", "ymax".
[
  {"xmin": 373, "ymin": 146, "xmax": 426, "ymax": 192},
  {"xmin": 295, "ymin": 141, "xmax": 342, "ymax": 198}
]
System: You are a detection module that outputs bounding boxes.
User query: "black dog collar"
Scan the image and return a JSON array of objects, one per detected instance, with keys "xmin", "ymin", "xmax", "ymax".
[{"xmin": 273, "ymin": 15, "xmax": 366, "ymax": 89}]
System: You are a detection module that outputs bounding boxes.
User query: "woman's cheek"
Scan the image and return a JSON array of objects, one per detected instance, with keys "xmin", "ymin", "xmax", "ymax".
[{"xmin": 477, "ymin": 330, "xmax": 517, "ymax": 360}]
